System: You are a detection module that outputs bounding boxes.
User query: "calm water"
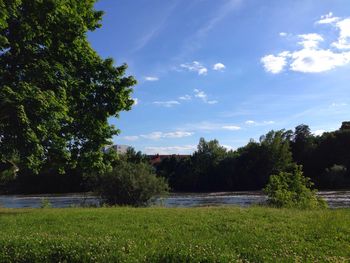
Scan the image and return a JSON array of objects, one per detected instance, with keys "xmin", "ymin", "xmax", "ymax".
[{"xmin": 1, "ymin": 191, "xmax": 349, "ymax": 208}]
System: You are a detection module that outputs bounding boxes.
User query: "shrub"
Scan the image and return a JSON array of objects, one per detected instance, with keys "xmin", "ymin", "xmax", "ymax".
[
  {"xmin": 98, "ymin": 161, "xmax": 169, "ymax": 206},
  {"xmin": 263, "ymin": 165, "xmax": 327, "ymax": 209}
]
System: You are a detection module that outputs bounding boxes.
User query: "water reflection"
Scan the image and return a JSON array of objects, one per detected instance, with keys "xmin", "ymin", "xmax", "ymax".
[{"xmin": 0, "ymin": 191, "xmax": 349, "ymax": 209}]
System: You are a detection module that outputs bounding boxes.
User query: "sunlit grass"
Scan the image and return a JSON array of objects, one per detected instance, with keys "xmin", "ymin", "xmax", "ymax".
[{"xmin": 0, "ymin": 207, "xmax": 349, "ymax": 262}]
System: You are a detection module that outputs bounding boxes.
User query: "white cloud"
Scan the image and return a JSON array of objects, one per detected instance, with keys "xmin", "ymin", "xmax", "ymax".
[
  {"xmin": 140, "ymin": 132, "xmax": 163, "ymax": 140},
  {"xmin": 290, "ymin": 48, "xmax": 350, "ymax": 73},
  {"xmin": 141, "ymin": 131, "xmax": 193, "ymax": 140},
  {"xmin": 332, "ymin": 18, "xmax": 350, "ymax": 50},
  {"xmin": 144, "ymin": 145, "xmax": 196, "ymax": 155},
  {"xmin": 194, "ymin": 89, "xmax": 207, "ymax": 100},
  {"xmin": 145, "ymin": 76, "xmax": 159, "ymax": 81},
  {"xmin": 213, "ymin": 63, "xmax": 226, "ymax": 71},
  {"xmin": 262, "ymin": 14, "xmax": 350, "ymax": 74},
  {"xmin": 193, "ymin": 89, "xmax": 218, "ymax": 104},
  {"xmin": 180, "ymin": 61, "xmax": 208, "ymax": 75},
  {"xmin": 316, "ymin": 12, "xmax": 340, "ymax": 24},
  {"xmin": 279, "ymin": 32, "xmax": 287, "ymax": 37},
  {"xmin": 222, "ymin": 125, "xmax": 241, "ymax": 131},
  {"xmin": 153, "ymin": 100, "xmax": 180, "ymax": 107},
  {"xmin": 331, "ymin": 102, "xmax": 347, "ymax": 107},
  {"xmin": 123, "ymin": 136, "xmax": 139, "ymax": 141},
  {"xmin": 245, "ymin": 120, "xmax": 256, "ymax": 125},
  {"xmin": 179, "ymin": 95, "xmax": 192, "ymax": 101},
  {"xmin": 245, "ymin": 120, "xmax": 275, "ymax": 126},
  {"xmin": 184, "ymin": 121, "xmax": 242, "ymax": 132},
  {"xmin": 132, "ymin": 98, "xmax": 139, "ymax": 106},
  {"xmin": 163, "ymin": 131, "xmax": 194, "ymax": 138},
  {"xmin": 261, "ymin": 54, "xmax": 288, "ymax": 74},
  {"xmin": 313, "ymin": 129, "xmax": 325, "ymax": 136},
  {"xmin": 298, "ymin": 33, "xmax": 324, "ymax": 49}
]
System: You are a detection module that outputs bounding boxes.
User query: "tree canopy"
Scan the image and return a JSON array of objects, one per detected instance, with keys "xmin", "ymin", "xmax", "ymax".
[
  {"xmin": 0, "ymin": 0, "xmax": 136, "ymax": 176},
  {"xmin": 156, "ymin": 123, "xmax": 350, "ymax": 192}
]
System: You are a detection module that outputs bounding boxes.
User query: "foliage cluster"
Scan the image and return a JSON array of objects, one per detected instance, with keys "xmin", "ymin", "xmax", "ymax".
[
  {"xmin": 0, "ymin": 207, "xmax": 349, "ymax": 262},
  {"xmin": 0, "ymin": 0, "xmax": 136, "ymax": 178},
  {"xmin": 157, "ymin": 123, "xmax": 350, "ymax": 192},
  {"xmin": 98, "ymin": 159, "xmax": 168, "ymax": 206},
  {"xmin": 264, "ymin": 165, "xmax": 327, "ymax": 209},
  {"xmin": 157, "ymin": 130, "xmax": 294, "ymax": 192}
]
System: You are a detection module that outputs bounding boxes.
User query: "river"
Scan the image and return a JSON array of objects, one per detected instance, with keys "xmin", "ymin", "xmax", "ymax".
[{"xmin": 0, "ymin": 191, "xmax": 349, "ymax": 208}]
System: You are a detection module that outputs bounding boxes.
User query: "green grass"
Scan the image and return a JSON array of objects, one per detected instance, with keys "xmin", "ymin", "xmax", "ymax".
[{"xmin": 0, "ymin": 207, "xmax": 349, "ymax": 262}]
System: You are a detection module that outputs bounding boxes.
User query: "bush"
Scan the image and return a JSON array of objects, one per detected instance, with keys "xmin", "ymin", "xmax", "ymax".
[
  {"xmin": 98, "ymin": 161, "xmax": 169, "ymax": 206},
  {"xmin": 263, "ymin": 165, "xmax": 327, "ymax": 209}
]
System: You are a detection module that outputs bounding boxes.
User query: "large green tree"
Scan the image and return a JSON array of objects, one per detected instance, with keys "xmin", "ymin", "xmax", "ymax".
[{"xmin": 0, "ymin": 0, "xmax": 136, "ymax": 176}]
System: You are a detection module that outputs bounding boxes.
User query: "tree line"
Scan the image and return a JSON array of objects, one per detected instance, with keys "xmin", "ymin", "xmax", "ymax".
[{"xmin": 156, "ymin": 122, "xmax": 350, "ymax": 192}]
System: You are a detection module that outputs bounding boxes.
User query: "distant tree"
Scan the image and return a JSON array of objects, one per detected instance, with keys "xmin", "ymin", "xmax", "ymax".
[
  {"xmin": 123, "ymin": 147, "xmax": 149, "ymax": 164},
  {"xmin": 264, "ymin": 165, "xmax": 327, "ymax": 209},
  {"xmin": 290, "ymin": 124, "xmax": 315, "ymax": 166},
  {"xmin": 340, "ymin": 121, "xmax": 350, "ymax": 131},
  {"xmin": 156, "ymin": 155, "xmax": 193, "ymax": 191},
  {"xmin": 191, "ymin": 138, "xmax": 227, "ymax": 191},
  {"xmin": 0, "ymin": 0, "xmax": 136, "ymax": 176},
  {"xmin": 259, "ymin": 130, "xmax": 294, "ymax": 175}
]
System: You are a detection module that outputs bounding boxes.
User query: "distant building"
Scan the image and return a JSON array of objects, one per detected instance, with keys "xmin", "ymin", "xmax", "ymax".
[{"xmin": 104, "ymin": 144, "xmax": 131, "ymax": 154}]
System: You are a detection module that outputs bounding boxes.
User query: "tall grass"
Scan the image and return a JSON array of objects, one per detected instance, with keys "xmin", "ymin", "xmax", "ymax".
[{"xmin": 0, "ymin": 207, "xmax": 349, "ymax": 262}]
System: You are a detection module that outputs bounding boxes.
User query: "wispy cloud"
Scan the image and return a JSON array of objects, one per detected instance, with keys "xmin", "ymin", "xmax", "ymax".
[
  {"xmin": 261, "ymin": 13, "xmax": 350, "ymax": 74},
  {"xmin": 316, "ymin": 12, "xmax": 340, "ymax": 25},
  {"xmin": 123, "ymin": 136, "xmax": 139, "ymax": 141},
  {"xmin": 331, "ymin": 102, "xmax": 347, "ymax": 107},
  {"xmin": 195, "ymin": 0, "xmax": 242, "ymax": 38},
  {"xmin": 141, "ymin": 131, "xmax": 193, "ymax": 140},
  {"xmin": 194, "ymin": 89, "xmax": 218, "ymax": 104},
  {"xmin": 132, "ymin": 3, "xmax": 178, "ymax": 53},
  {"xmin": 180, "ymin": 61, "xmax": 208, "ymax": 75},
  {"xmin": 153, "ymin": 100, "xmax": 180, "ymax": 107},
  {"xmin": 222, "ymin": 125, "xmax": 241, "ymax": 130},
  {"xmin": 145, "ymin": 76, "xmax": 159, "ymax": 81},
  {"xmin": 144, "ymin": 145, "xmax": 196, "ymax": 155},
  {"xmin": 245, "ymin": 120, "xmax": 256, "ymax": 125},
  {"xmin": 184, "ymin": 121, "xmax": 241, "ymax": 132},
  {"xmin": 213, "ymin": 63, "xmax": 226, "ymax": 71},
  {"xmin": 175, "ymin": 0, "xmax": 243, "ymax": 61},
  {"xmin": 245, "ymin": 120, "xmax": 275, "ymax": 126},
  {"xmin": 279, "ymin": 32, "xmax": 287, "ymax": 37},
  {"xmin": 179, "ymin": 94, "xmax": 192, "ymax": 101},
  {"xmin": 194, "ymin": 89, "xmax": 207, "ymax": 100}
]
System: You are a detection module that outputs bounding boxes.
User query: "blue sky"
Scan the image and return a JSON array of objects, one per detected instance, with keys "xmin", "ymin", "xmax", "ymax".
[{"xmin": 88, "ymin": 0, "xmax": 350, "ymax": 154}]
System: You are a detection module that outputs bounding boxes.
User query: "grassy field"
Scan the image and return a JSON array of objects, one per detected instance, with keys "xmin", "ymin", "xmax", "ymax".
[{"xmin": 0, "ymin": 207, "xmax": 349, "ymax": 262}]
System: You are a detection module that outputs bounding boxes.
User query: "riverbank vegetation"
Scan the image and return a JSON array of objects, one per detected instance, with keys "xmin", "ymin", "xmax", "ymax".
[
  {"xmin": 2, "ymin": 122, "xmax": 350, "ymax": 201},
  {"xmin": 0, "ymin": 207, "xmax": 349, "ymax": 262},
  {"xmin": 156, "ymin": 122, "xmax": 350, "ymax": 192}
]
